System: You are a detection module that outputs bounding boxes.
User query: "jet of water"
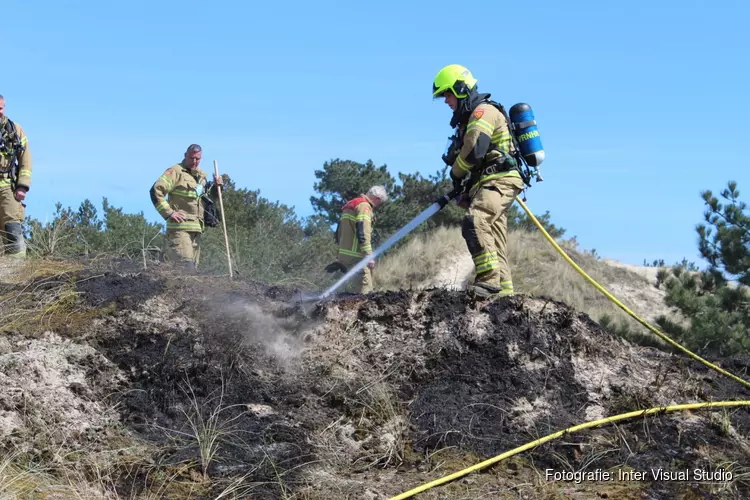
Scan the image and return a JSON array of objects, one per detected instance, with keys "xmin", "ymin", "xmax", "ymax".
[{"xmin": 318, "ymin": 189, "xmax": 460, "ymax": 300}]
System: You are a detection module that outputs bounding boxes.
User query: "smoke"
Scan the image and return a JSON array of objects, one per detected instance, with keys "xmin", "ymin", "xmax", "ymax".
[{"xmin": 221, "ymin": 300, "xmax": 314, "ymax": 364}]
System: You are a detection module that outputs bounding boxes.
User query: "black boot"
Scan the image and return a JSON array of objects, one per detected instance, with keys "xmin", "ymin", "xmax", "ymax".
[
  {"xmin": 470, "ymin": 282, "xmax": 502, "ymax": 300},
  {"xmin": 4, "ymin": 222, "xmax": 26, "ymax": 258}
]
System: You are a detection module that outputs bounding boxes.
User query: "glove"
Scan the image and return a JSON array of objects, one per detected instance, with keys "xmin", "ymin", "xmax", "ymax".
[
  {"xmin": 457, "ymin": 193, "xmax": 471, "ymax": 209},
  {"xmin": 450, "ymin": 171, "xmax": 463, "ymax": 192}
]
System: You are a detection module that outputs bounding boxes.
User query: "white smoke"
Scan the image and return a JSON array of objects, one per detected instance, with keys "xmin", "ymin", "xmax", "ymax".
[{"xmin": 224, "ymin": 301, "xmax": 310, "ymax": 363}]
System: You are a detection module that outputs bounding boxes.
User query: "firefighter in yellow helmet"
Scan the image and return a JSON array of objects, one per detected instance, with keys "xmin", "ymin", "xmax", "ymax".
[
  {"xmin": 150, "ymin": 144, "xmax": 224, "ymax": 268},
  {"xmin": 325, "ymin": 185, "xmax": 389, "ymax": 294},
  {"xmin": 432, "ymin": 64, "xmax": 525, "ymax": 300},
  {"xmin": 0, "ymin": 95, "xmax": 32, "ymax": 259}
]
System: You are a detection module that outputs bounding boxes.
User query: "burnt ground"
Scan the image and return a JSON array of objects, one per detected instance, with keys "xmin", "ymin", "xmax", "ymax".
[{"xmin": 1, "ymin": 261, "xmax": 749, "ymax": 499}]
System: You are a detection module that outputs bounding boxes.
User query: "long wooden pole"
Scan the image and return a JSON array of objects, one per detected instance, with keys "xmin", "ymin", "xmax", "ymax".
[{"xmin": 213, "ymin": 160, "xmax": 233, "ymax": 279}]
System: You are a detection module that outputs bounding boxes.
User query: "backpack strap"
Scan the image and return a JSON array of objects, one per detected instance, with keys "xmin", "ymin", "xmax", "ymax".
[{"xmin": 0, "ymin": 119, "xmax": 23, "ymax": 176}]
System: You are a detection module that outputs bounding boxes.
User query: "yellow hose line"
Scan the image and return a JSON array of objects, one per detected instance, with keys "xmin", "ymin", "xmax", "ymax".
[
  {"xmin": 389, "ymin": 400, "xmax": 750, "ymax": 499},
  {"xmin": 388, "ymin": 197, "xmax": 750, "ymax": 500},
  {"xmin": 514, "ymin": 196, "xmax": 750, "ymax": 391}
]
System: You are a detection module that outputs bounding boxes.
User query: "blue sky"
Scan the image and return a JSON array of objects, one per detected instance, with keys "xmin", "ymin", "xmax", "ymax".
[{"xmin": 4, "ymin": 0, "xmax": 749, "ymax": 266}]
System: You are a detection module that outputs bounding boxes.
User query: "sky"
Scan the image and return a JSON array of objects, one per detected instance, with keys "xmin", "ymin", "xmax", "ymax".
[{"xmin": 3, "ymin": 0, "xmax": 749, "ymax": 267}]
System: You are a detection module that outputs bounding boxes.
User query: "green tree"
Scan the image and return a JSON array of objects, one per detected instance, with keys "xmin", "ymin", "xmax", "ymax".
[
  {"xmin": 310, "ymin": 159, "xmax": 396, "ymax": 226},
  {"xmin": 376, "ymin": 168, "xmax": 464, "ymax": 237},
  {"xmin": 697, "ymin": 181, "xmax": 750, "ymax": 286},
  {"xmin": 25, "ymin": 198, "xmax": 164, "ymax": 261},
  {"xmin": 310, "ymin": 158, "xmax": 566, "ymax": 244},
  {"xmin": 98, "ymin": 198, "xmax": 165, "ymax": 259},
  {"xmin": 199, "ymin": 176, "xmax": 337, "ymax": 286},
  {"xmin": 74, "ymin": 199, "xmax": 105, "ymax": 255},
  {"xmin": 655, "ymin": 181, "xmax": 750, "ymax": 356}
]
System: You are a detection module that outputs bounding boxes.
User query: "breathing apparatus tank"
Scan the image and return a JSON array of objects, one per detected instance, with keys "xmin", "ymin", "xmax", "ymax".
[{"xmin": 509, "ymin": 103, "xmax": 545, "ymax": 167}]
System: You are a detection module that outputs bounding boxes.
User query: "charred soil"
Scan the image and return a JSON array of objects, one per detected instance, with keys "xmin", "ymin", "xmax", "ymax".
[{"xmin": 0, "ymin": 261, "xmax": 748, "ymax": 499}]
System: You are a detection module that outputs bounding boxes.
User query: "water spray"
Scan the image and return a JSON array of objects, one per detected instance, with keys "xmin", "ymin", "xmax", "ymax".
[{"xmin": 318, "ymin": 187, "xmax": 461, "ymax": 300}]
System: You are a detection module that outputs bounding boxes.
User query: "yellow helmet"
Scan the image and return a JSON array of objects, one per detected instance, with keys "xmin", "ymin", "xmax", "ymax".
[{"xmin": 432, "ymin": 64, "xmax": 478, "ymax": 99}]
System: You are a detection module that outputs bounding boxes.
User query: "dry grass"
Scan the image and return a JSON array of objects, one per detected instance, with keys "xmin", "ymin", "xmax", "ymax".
[
  {"xmin": 313, "ymin": 376, "xmax": 407, "ymax": 475},
  {"xmin": 0, "ymin": 444, "xmax": 174, "ymax": 499},
  {"xmin": 0, "ymin": 259, "xmax": 90, "ymax": 333},
  {"xmin": 352, "ymin": 381, "xmax": 407, "ymax": 469},
  {"xmin": 507, "ymin": 230, "xmax": 661, "ymax": 330},
  {"xmin": 154, "ymin": 374, "xmax": 248, "ymax": 482},
  {"xmin": 374, "ymin": 226, "xmax": 471, "ymax": 291},
  {"xmin": 0, "ymin": 256, "xmax": 84, "ymax": 284},
  {"xmin": 0, "ymin": 259, "xmax": 248, "ymax": 499},
  {"xmin": 374, "ymin": 226, "xmax": 677, "ymax": 345},
  {"xmin": 0, "ymin": 431, "xmax": 255, "ymax": 500}
]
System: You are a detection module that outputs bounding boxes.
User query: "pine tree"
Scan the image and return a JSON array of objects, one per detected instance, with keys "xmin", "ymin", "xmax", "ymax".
[
  {"xmin": 309, "ymin": 159, "xmax": 566, "ymax": 241},
  {"xmin": 656, "ymin": 181, "xmax": 750, "ymax": 356}
]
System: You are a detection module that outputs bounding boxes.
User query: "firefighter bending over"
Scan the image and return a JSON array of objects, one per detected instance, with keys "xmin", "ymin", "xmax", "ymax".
[{"xmin": 326, "ymin": 185, "xmax": 389, "ymax": 294}]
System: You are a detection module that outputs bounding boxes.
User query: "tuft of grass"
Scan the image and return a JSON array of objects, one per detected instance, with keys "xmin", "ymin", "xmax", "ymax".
[
  {"xmin": 154, "ymin": 373, "xmax": 247, "ymax": 482},
  {"xmin": 0, "ymin": 424, "xmax": 256, "ymax": 499},
  {"xmin": 715, "ymin": 461, "xmax": 750, "ymax": 495},
  {"xmin": 0, "ymin": 449, "xmax": 49, "ymax": 498},
  {"xmin": 0, "ymin": 256, "xmax": 83, "ymax": 284},
  {"xmin": 312, "ymin": 377, "xmax": 407, "ymax": 474},
  {"xmin": 0, "ymin": 271, "xmax": 86, "ymax": 334},
  {"xmin": 0, "ymin": 440, "xmax": 186, "ymax": 499},
  {"xmin": 360, "ymin": 385, "xmax": 406, "ymax": 468}
]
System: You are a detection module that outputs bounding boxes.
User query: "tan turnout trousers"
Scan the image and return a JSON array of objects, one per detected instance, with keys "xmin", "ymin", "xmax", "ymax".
[
  {"xmin": 167, "ymin": 229, "xmax": 201, "ymax": 268},
  {"xmin": 463, "ymin": 175, "xmax": 525, "ymax": 295}
]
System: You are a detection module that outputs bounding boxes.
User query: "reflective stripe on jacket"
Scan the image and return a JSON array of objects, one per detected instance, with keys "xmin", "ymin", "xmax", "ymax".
[{"xmin": 336, "ymin": 196, "xmax": 373, "ymax": 259}]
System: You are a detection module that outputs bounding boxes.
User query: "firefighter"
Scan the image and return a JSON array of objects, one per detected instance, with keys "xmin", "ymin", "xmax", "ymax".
[
  {"xmin": 432, "ymin": 64, "xmax": 525, "ymax": 300},
  {"xmin": 327, "ymin": 185, "xmax": 389, "ymax": 294},
  {"xmin": 0, "ymin": 95, "xmax": 32, "ymax": 258},
  {"xmin": 150, "ymin": 144, "xmax": 223, "ymax": 268}
]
